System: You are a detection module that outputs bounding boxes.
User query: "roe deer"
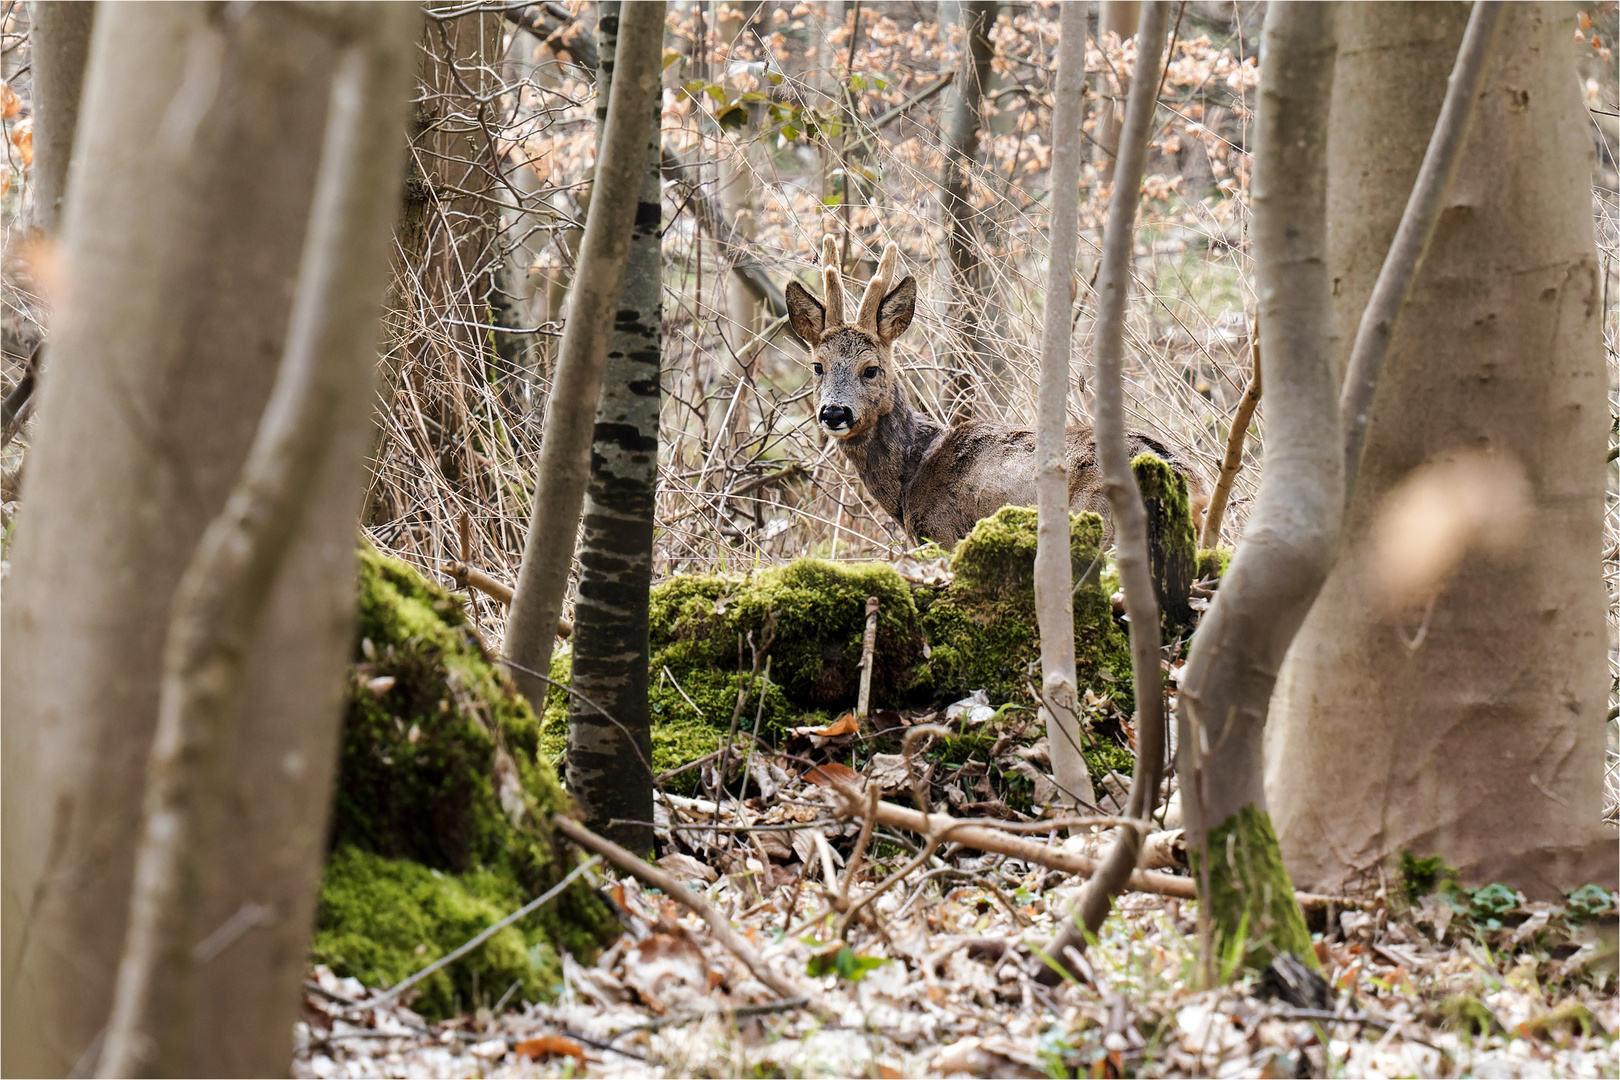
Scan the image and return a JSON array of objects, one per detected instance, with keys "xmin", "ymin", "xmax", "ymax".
[{"xmin": 785, "ymin": 238, "xmax": 1209, "ymax": 549}]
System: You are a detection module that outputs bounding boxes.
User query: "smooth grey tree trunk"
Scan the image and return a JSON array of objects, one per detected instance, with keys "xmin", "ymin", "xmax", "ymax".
[
  {"xmin": 1269, "ymin": 2, "xmax": 1617, "ymax": 899},
  {"xmin": 1033, "ymin": 1, "xmax": 1097, "ymax": 815},
  {"xmin": 503, "ymin": 1, "xmax": 666, "ymax": 711},
  {"xmin": 1173, "ymin": 0, "xmax": 1339, "ymax": 972},
  {"xmin": 27, "ymin": 1, "xmax": 96, "ymax": 235},
  {"xmin": 563, "ymin": 0, "xmax": 663, "ymax": 853},
  {"xmin": 2, "ymin": 5, "xmax": 412, "ymax": 1074}
]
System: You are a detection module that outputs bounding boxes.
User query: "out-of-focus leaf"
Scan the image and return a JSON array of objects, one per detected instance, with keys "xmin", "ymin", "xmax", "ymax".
[{"xmin": 514, "ymin": 1035, "xmax": 586, "ymax": 1063}]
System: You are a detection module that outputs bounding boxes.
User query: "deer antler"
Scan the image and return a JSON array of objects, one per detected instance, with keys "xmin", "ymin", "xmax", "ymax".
[
  {"xmin": 855, "ymin": 242, "xmax": 900, "ymax": 335},
  {"xmin": 821, "ymin": 235, "xmax": 846, "ymax": 326}
]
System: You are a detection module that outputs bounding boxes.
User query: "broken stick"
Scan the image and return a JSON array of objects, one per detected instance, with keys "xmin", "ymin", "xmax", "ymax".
[{"xmin": 552, "ymin": 816, "xmax": 833, "ymax": 1019}]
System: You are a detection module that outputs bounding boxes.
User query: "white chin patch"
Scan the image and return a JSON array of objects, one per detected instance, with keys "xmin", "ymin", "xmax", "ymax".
[{"xmin": 822, "ymin": 425, "xmax": 855, "ymax": 439}]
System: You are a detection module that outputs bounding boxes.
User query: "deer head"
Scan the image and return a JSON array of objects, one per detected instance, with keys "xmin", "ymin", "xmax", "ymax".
[{"xmin": 785, "ymin": 238, "xmax": 917, "ymax": 441}]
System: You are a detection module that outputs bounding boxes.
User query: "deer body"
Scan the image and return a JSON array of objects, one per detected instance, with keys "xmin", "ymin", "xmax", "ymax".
[{"xmin": 788, "ymin": 240, "xmax": 1208, "ymax": 549}]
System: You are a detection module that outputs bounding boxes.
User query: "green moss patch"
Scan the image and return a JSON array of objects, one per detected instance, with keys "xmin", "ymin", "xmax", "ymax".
[
  {"xmin": 320, "ymin": 548, "xmax": 616, "ymax": 1019},
  {"xmin": 911, "ymin": 507, "xmax": 1131, "ymax": 709},
  {"xmin": 1189, "ymin": 804, "xmax": 1316, "ymax": 976},
  {"xmin": 1133, "ymin": 453, "xmax": 1197, "ymax": 636}
]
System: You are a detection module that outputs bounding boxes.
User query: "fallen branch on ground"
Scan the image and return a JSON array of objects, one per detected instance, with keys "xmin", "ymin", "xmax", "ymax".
[{"xmin": 552, "ymin": 815, "xmax": 834, "ymax": 1020}]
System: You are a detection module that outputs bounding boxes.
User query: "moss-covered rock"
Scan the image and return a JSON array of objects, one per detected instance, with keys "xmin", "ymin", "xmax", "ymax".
[
  {"xmin": 318, "ymin": 548, "xmax": 616, "ymax": 1019},
  {"xmin": 648, "ymin": 558, "xmax": 924, "ymax": 722},
  {"xmin": 911, "ymin": 507, "xmax": 1132, "ymax": 708}
]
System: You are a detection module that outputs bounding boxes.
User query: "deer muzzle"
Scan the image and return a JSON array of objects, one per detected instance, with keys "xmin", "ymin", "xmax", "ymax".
[{"xmin": 819, "ymin": 404, "xmax": 855, "ymax": 436}]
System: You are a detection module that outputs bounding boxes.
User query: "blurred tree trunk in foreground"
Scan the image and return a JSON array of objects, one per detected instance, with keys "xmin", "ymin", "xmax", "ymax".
[
  {"xmin": 27, "ymin": 0, "xmax": 96, "ymax": 236},
  {"xmin": 940, "ymin": 0, "xmax": 998, "ymax": 423},
  {"xmin": 564, "ymin": 0, "xmax": 664, "ymax": 854},
  {"xmin": 1269, "ymin": 2, "xmax": 1617, "ymax": 897},
  {"xmin": 1, "ymin": 5, "xmax": 412, "ymax": 1075}
]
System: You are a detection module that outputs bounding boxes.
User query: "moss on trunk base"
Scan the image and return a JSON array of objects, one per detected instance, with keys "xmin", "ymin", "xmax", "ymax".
[{"xmin": 1190, "ymin": 804, "xmax": 1318, "ymax": 975}]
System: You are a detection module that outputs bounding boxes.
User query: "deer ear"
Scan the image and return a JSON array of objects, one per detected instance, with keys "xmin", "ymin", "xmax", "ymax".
[
  {"xmin": 876, "ymin": 276, "xmax": 916, "ymax": 345},
  {"xmin": 785, "ymin": 281, "xmax": 825, "ymax": 345}
]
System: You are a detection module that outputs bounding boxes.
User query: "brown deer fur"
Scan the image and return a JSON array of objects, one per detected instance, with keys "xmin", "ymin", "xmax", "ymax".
[{"xmin": 786, "ymin": 239, "xmax": 1209, "ymax": 549}]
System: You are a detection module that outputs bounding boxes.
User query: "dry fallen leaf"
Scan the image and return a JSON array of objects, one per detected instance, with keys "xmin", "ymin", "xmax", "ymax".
[
  {"xmin": 513, "ymin": 1034, "xmax": 586, "ymax": 1063},
  {"xmin": 801, "ymin": 761, "xmax": 862, "ymax": 787},
  {"xmin": 811, "ymin": 713, "xmax": 860, "ymax": 737}
]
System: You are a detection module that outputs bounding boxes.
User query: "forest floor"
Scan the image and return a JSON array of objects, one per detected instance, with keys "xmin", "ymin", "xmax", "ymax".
[{"xmin": 292, "ymin": 764, "xmax": 1618, "ymax": 1080}]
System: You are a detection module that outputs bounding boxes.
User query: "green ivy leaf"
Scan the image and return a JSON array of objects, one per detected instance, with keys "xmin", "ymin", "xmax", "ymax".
[{"xmin": 716, "ymin": 105, "xmax": 748, "ymax": 131}]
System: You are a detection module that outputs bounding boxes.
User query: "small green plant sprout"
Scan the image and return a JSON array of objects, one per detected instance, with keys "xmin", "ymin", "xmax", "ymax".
[
  {"xmin": 1564, "ymin": 883, "xmax": 1616, "ymax": 920},
  {"xmin": 805, "ymin": 945, "xmax": 887, "ymax": 983}
]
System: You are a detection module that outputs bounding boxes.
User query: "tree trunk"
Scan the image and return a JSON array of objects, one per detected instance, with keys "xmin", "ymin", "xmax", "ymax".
[
  {"xmin": 1094, "ymin": 1, "xmax": 1141, "ymax": 191},
  {"xmin": 504, "ymin": 1, "xmax": 666, "ymax": 711},
  {"xmin": 27, "ymin": 0, "xmax": 96, "ymax": 236},
  {"xmin": 1175, "ymin": 0, "xmax": 1339, "ymax": 975},
  {"xmin": 563, "ymin": 0, "xmax": 663, "ymax": 853},
  {"xmin": 1268, "ymin": 2, "xmax": 1617, "ymax": 899},
  {"xmin": 940, "ymin": 0, "xmax": 997, "ymax": 424},
  {"xmin": 2, "ymin": 5, "xmax": 411, "ymax": 1075},
  {"xmin": 98, "ymin": 18, "xmax": 415, "ymax": 1073},
  {"xmin": 1033, "ymin": 1, "xmax": 1096, "ymax": 816}
]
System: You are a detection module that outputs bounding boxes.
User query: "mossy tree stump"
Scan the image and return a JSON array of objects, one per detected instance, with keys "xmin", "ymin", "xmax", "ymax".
[
  {"xmin": 1133, "ymin": 453, "xmax": 1197, "ymax": 638},
  {"xmin": 318, "ymin": 549, "xmax": 617, "ymax": 1019}
]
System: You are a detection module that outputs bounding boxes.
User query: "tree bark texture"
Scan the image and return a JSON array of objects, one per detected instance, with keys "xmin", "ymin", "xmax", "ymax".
[
  {"xmin": 564, "ymin": 0, "xmax": 662, "ymax": 854},
  {"xmin": 97, "ymin": 18, "xmax": 415, "ymax": 1075},
  {"xmin": 1094, "ymin": 1, "xmax": 1141, "ymax": 191},
  {"xmin": 1268, "ymin": 2, "xmax": 1617, "ymax": 899},
  {"xmin": 504, "ymin": 1, "xmax": 666, "ymax": 711},
  {"xmin": 1033, "ymin": 1, "xmax": 1096, "ymax": 815},
  {"xmin": 940, "ymin": 0, "xmax": 997, "ymax": 424},
  {"xmin": 2, "ymin": 5, "xmax": 410, "ymax": 1075},
  {"xmin": 1175, "ymin": 1, "xmax": 1339, "ymax": 971},
  {"xmin": 27, "ymin": 0, "xmax": 96, "ymax": 236},
  {"xmin": 1071, "ymin": 0, "xmax": 1170, "ymax": 942}
]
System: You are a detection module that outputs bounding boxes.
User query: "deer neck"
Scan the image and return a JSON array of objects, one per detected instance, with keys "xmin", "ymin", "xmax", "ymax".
[{"xmin": 838, "ymin": 391, "xmax": 941, "ymax": 526}]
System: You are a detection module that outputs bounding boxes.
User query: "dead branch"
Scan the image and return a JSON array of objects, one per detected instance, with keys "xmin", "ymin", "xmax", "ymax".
[
  {"xmin": 661, "ymin": 144, "xmax": 788, "ymax": 319},
  {"xmin": 552, "ymin": 815, "xmax": 834, "ymax": 1019},
  {"xmin": 1200, "ymin": 320, "xmax": 1261, "ymax": 548},
  {"xmin": 831, "ymin": 789, "xmax": 1195, "ymax": 899}
]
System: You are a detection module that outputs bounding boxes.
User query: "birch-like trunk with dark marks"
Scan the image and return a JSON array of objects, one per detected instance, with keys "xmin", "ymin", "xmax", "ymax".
[
  {"xmin": 565, "ymin": 0, "xmax": 663, "ymax": 852},
  {"xmin": 940, "ymin": 0, "xmax": 998, "ymax": 423}
]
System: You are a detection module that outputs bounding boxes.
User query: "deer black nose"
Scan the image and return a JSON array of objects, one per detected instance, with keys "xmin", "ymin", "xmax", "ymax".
[{"xmin": 820, "ymin": 405, "xmax": 854, "ymax": 431}]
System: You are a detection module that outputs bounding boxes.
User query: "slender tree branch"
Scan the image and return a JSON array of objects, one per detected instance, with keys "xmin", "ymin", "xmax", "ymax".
[
  {"xmin": 1340, "ymin": 1, "xmax": 1503, "ymax": 504},
  {"xmin": 1066, "ymin": 0, "xmax": 1173, "ymax": 954},
  {"xmin": 1200, "ymin": 321, "xmax": 1261, "ymax": 549},
  {"xmin": 552, "ymin": 815, "xmax": 834, "ymax": 1018},
  {"xmin": 661, "ymin": 145, "xmax": 789, "ymax": 318}
]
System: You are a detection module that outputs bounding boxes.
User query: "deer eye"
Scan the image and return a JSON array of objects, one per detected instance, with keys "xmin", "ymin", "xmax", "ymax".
[
  {"xmin": 862, "ymin": 366, "xmax": 879, "ymax": 379},
  {"xmin": 812, "ymin": 363, "xmax": 823, "ymax": 375}
]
